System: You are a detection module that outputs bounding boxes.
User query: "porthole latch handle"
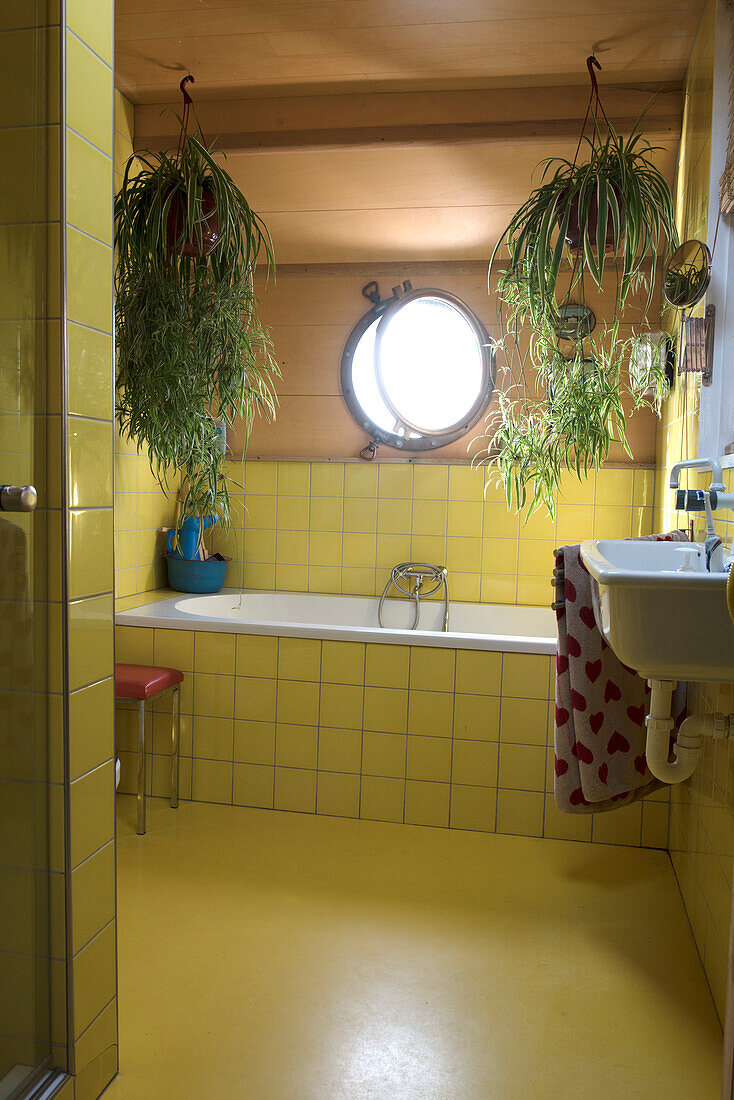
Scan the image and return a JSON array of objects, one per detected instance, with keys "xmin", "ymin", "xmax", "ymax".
[
  {"xmin": 361, "ymin": 281, "xmax": 382, "ymax": 306},
  {"xmin": 359, "ymin": 439, "xmax": 379, "ymax": 461}
]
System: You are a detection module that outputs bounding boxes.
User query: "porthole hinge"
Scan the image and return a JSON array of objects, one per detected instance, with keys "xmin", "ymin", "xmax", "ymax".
[
  {"xmin": 361, "ymin": 280, "xmax": 413, "ymax": 309},
  {"xmin": 391, "ymin": 279, "xmax": 412, "ymax": 300}
]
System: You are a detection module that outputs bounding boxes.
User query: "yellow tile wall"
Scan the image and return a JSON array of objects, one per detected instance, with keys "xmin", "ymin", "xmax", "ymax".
[
  {"xmin": 2, "ymin": 2, "xmax": 118, "ymax": 1091},
  {"xmin": 115, "ymin": 625, "xmax": 668, "ymax": 848},
  {"xmin": 214, "ymin": 462, "xmax": 656, "ymax": 605},
  {"xmin": 0, "ymin": 1, "xmax": 67, "ymax": 1080},
  {"xmin": 653, "ymin": 0, "xmax": 731, "ymax": 1027},
  {"xmin": 654, "ymin": 0, "xmax": 713, "ymax": 535},
  {"xmin": 662, "ymin": 456, "xmax": 734, "ymax": 1029},
  {"xmin": 64, "ymin": 6, "xmax": 118, "ymax": 1096},
  {"xmin": 669, "ymin": 679, "xmax": 733, "ymax": 1026}
]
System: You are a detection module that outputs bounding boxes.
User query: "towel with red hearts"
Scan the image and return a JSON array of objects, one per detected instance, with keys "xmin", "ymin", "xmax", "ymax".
[{"xmin": 554, "ymin": 535, "xmax": 687, "ymax": 814}]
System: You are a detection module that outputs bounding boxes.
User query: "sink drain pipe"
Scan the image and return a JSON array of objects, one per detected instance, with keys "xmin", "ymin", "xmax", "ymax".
[{"xmin": 645, "ymin": 679, "xmax": 734, "ymax": 783}]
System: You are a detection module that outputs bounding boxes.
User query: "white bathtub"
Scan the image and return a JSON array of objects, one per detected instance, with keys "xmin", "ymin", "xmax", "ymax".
[{"xmin": 116, "ymin": 589, "xmax": 556, "ymax": 654}]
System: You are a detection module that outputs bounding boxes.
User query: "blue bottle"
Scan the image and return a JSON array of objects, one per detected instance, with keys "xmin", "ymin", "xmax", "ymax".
[{"xmin": 167, "ymin": 515, "xmax": 216, "ymax": 560}]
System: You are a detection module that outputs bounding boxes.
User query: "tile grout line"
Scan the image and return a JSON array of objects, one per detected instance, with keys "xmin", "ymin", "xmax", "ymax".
[
  {"xmin": 313, "ymin": 639, "xmax": 323, "ymax": 814},
  {"xmin": 271, "ymin": 636, "xmax": 280, "ymax": 809},
  {"xmin": 493, "ymin": 653, "xmax": 504, "ymax": 833},
  {"xmin": 357, "ymin": 642, "xmax": 367, "ymax": 820},
  {"xmin": 447, "ymin": 647, "xmax": 457, "ymax": 829}
]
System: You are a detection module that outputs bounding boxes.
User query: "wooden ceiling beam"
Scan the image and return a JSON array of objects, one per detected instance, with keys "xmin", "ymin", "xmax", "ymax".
[
  {"xmin": 136, "ymin": 114, "xmax": 681, "ymax": 154},
  {"xmin": 255, "ymin": 260, "xmax": 490, "ymax": 277},
  {"xmin": 133, "ymin": 82, "xmax": 683, "ymax": 153},
  {"xmin": 253, "ymin": 258, "xmax": 655, "ymax": 278}
]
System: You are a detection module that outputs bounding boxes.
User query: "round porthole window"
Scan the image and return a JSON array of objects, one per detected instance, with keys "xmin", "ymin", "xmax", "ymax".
[{"xmin": 341, "ymin": 285, "xmax": 495, "ymax": 451}]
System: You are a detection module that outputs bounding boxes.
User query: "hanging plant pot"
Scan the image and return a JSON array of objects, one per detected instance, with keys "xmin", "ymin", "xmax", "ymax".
[
  {"xmin": 165, "ymin": 553, "xmax": 230, "ymax": 594},
  {"xmin": 165, "ymin": 185, "xmax": 220, "ymax": 257},
  {"xmin": 555, "ymin": 185, "xmax": 620, "ymax": 254}
]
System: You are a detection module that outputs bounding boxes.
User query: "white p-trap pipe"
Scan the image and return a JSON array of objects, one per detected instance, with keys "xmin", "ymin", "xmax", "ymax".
[{"xmin": 644, "ymin": 678, "xmax": 734, "ymax": 784}]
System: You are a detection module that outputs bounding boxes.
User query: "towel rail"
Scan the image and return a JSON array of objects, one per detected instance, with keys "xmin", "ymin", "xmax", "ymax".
[{"xmin": 551, "ymin": 560, "xmax": 566, "ymax": 610}]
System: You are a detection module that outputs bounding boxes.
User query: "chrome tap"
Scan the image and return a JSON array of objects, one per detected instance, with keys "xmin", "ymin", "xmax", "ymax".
[
  {"xmin": 669, "ymin": 456, "xmax": 725, "ymax": 493},
  {"xmin": 378, "ymin": 563, "xmax": 450, "ymax": 631},
  {"xmin": 671, "ymin": 457, "xmax": 733, "ymax": 571}
]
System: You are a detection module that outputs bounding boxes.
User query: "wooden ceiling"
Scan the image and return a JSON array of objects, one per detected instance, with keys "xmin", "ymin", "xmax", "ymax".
[
  {"xmin": 115, "ymin": 0, "xmax": 703, "ymax": 263},
  {"xmin": 116, "ymin": 0, "xmax": 703, "ymax": 101}
]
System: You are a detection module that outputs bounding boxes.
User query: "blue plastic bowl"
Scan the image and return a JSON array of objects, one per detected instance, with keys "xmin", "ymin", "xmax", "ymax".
[{"xmin": 165, "ymin": 555, "xmax": 229, "ymax": 594}]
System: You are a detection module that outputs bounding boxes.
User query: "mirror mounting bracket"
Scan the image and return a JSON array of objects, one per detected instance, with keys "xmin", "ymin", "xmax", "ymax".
[{"xmin": 679, "ymin": 303, "xmax": 715, "ymax": 386}]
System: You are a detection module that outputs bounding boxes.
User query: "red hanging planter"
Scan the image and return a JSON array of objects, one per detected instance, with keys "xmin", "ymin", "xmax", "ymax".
[
  {"xmin": 165, "ymin": 186, "xmax": 220, "ymax": 257},
  {"xmin": 555, "ymin": 184, "xmax": 620, "ymax": 254},
  {"xmin": 553, "ymin": 57, "xmax": 620, "ymax": 255}
]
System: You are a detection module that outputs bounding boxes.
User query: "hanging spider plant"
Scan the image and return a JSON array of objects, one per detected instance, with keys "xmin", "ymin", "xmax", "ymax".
[
  {"xmin": 115, "ymin": 108, "xmax": 279, "ymax": 539},
  {"xmin": 478, "ymin": 324, "xmax": 667, "ymax": 515},
  {"xmin": 477, "ymin": 61, "xmax": 677, "ymax": 516},
  {"xmin": 489, "ymin": 115, "xmax": 678, "ymax": 321}
]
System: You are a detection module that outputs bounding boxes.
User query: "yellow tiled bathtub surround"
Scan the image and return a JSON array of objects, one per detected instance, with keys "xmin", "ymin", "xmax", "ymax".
[
  {"xmin": 115, "ymin": 624, "xmax": 669, "ymax": 847},
  {"xmin": 213, "ymin": 461, "xmax": 655, "ymax": 606}
]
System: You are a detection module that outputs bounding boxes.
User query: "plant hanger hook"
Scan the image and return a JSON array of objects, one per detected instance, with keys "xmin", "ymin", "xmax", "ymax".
[
  {"xmin": 572, "ymin": 54, "xmax": 610, "ymax": 167},
  {"xmin": 177, "ymin": 74, "xmax": 195, "ymax": 152},
  {"xmin": 180, "ymin": 73, "xmax": 194, "ymax": 106},
  {"xmin": 176, "ymin": 72, "xmax": 209, "ymax": 152}
]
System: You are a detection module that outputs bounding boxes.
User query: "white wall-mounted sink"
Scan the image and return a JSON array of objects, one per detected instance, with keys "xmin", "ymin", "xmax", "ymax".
[{"xmin": 580, "ymin": 539, "xmax": 734, "ymax": 682}]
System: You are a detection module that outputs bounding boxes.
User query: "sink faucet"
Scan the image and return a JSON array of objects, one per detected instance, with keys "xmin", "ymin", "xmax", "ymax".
[
  {"xmin": 669, "ymin": 457, "xmax": 725, "ymax": 493},
  {"xmin": 672, "ymin": 457, "xmax": 733, "ymax": 571}
]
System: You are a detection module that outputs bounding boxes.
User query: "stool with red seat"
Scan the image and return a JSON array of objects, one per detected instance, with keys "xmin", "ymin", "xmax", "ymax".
[{"xmin": 114, "ymin": 664, "xmax": 184, "ymax": 835}]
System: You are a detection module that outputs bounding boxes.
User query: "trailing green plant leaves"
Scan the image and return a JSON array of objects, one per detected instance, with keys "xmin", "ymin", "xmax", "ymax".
[
  {"xmin": 480, "ymin": 113, "xmax": 677, "ymax": 516},
  {"xmin": 115, "ymin": 127, "xmax": 279, "ymax": 532},
  {"xmin": 476, "ymin": 328, "xmax": 664, "ymax": 517}
]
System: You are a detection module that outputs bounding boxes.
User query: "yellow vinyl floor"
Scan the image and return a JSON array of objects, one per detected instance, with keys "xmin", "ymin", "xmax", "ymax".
[{"xmin": 106, "ymin": 798, "xmax": 723, "ymax": 1099}]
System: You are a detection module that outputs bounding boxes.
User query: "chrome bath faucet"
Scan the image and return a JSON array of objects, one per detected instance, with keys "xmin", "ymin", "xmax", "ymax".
[{"xmin": 378, "ymin": 562, "xmax": 450, "ymax": 631}]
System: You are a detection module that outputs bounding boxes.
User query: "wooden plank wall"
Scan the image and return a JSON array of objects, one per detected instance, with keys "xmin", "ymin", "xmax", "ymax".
[
  {"xmin": 236, "ymin": 263, "xmax": 660, "ymax": 465},
  {"xmin": 131, "ymin": 83, "xmax": 679, "ymax": 469}
]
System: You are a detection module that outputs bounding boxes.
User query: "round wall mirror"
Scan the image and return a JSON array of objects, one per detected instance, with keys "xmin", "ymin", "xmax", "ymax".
[
  {"xmin": 341, "ymin": 288, "xmax": 495, "ymax": 451},
  {"xmin": 554, "ymin": 301, "xmax": 596, "ymax": 342},
  {"xmin": 663, "ymin": 239, "xmax": 711, "ymax": 309}
]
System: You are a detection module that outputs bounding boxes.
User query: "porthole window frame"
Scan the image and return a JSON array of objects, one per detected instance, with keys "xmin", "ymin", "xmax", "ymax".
[{"xmin": 340, "ymin": 286, "xmax": 496, "ymax": 452}]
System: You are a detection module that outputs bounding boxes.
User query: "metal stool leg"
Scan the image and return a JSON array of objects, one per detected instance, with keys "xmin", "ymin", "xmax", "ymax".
[
  {"xmin": 136, "ymin": 700, "xmax": 146, "ymax": 835},
  {"xmin": 170, "ymin": 685, "xmax": 180, "ymax": 809}
]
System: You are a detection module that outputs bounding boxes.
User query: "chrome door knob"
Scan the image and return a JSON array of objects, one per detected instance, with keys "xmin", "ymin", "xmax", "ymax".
[{"xmin": 0, "ymin": 484, "xmax": 38, "ymax": 512}]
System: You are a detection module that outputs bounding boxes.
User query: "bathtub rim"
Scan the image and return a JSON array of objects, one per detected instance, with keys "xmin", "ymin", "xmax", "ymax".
[{"xmin": 115, "ymin": 588, "xmax": 557, "ymax": 655}]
